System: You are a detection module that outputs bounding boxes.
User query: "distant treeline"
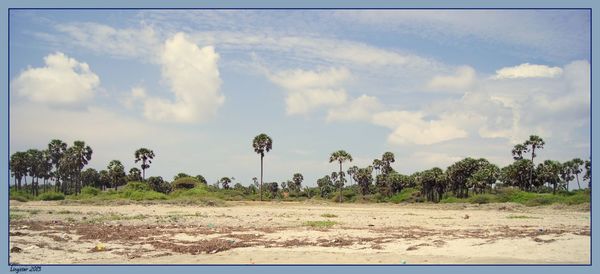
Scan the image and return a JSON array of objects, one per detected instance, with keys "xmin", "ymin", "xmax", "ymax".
[{"xmin": 9, "ymin": 134, "xmax": 591, "ymax": 203}]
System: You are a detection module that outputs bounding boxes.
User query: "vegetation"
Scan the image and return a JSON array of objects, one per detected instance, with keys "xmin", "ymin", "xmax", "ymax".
[
  {"xmin": 304, "ymin": 220, "xmax": 337, "ymax": 228},
  {"xmin": 8, "ymin": 134, "xmax": 591, "ymax": 207}
]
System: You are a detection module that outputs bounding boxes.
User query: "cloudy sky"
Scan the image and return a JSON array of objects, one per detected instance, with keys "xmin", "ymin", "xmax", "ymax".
[{"xmin": 9, "ymin": 10, "xmax": 590, "ymax": 186}]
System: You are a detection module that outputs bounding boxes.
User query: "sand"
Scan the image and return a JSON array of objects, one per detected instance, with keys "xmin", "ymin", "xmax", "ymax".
[{"xmin": 8, "ymin": 200, "xmax": 590, "ymax": 264}]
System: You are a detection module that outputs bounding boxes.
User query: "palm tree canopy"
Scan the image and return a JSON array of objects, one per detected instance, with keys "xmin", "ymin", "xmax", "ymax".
[
  {"xmin": 330, "ymin": 150, "xmax": 353, "ymax": 164},
  {"xmin": 135, "ymin": 148, "xmax": 155, "ymax": 163},
  {"xmin": 252, "ymin": 133, "xmax": 273, "ymax": 156}
]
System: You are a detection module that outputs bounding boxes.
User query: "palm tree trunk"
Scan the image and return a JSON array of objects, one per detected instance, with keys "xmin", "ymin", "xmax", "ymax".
[
  {"xmin": 339, "ymin": 162, "xmax": 343, "ymax": 203},
  {"xmin": 260, "ymin": 155, "xmax": 264, "ymax": 202},
  {"xmin": 576, "ymin": 174, "xmax": 581, "ymax": 190},
  {"xmin": 529, "ymin": 147, "xmax": 535, "ymax": 189},
  {"xmin": 142, "ymin": 162, "xmax": 146, "ymax": 181}
]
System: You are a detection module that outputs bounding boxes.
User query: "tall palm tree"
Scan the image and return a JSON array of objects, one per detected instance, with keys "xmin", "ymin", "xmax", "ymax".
[
  {"xmin": 330, "ymin": 150, "xmax": 353, "ymax": 203},
  {"xmin": 134, "ymin": 148, "xmax": 155, "ymax": 181},
  {"xmin": 571, "ymin": 158, "xmax": 584, "ymax": 190},
  {"xmin": 72, "ymin": 141, "xmax": 93, "ymax": 195},
  {"xmin": 108, "ymin": 160, "xmax": 126, "ymax": 190},
  {"xmin": 381, "ymin": 152, "xmax": 395, "ymax": 175},
  {"xmin": 9, "ymin": 151, "xmax": 28, "ymax": 191},
  {"xmin": 48, "ymin": 139, "xmax": 67, "ymax": 192},
  {"xmin": 253, "ymin": 133, "xmax": 273, "ymax": 201},
  {"xmin": 292, "ymin": 173, "xmax": 303, "ymax": 194},
  {"xmin": 524, "ymin": 135, "xmax": 545, "ymax": 189}
]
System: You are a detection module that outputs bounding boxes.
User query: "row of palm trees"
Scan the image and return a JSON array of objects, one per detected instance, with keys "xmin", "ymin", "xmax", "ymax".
[
  {"xmin": 10, "ymin": 139, "xmax": 156, "ymax": 195},
  {"xmin": 10, "ymin": 134, "xmax": 591, "ymax": 203},
  {"xmin": 252, "ymin": 133, "xmax": 590, "ymax": 203}
]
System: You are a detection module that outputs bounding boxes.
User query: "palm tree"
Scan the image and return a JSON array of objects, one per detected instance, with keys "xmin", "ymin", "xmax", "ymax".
[
  {"xmin": 584, "ymin": 159, "xmax": 591, "ymax": 190},
  {"xmin": 381, "ymin": 152, "xmax": 395, "ymax": 175},
  {"xmin": 292, "ymin": 173, "xmax": 303, "ymax": 195},
  {"xmin": 9, "ymin": 151, "xmax": 28, "ymax": 191},
  {"xmin": 511, "ymin": 143, "xmax": 529, "ymax": 160},
  {"xmin": 570, "ymin": 158, "xmax": 584, "ymax": 190},
  {"xmin": 134, "ymin": 148, "xmax": 155, "ymax": 181},
  {"xmin": 220, "ymin": 177, "xmax": 232, "ymax": 189},
  {"xmin": 128, "ymin": 168, "xmax": 142, "ymax": 182},
  {"xmin": 108, "ymin": 160, "xmax": 126, "ymax": 190},
  {"xmin": 253, "ymin": 133, "xmax": 273, "ymax": 201},
  {"xmin": 524, "ymin": 135, "xmax": 545, "ymax": 190},
  {"xmin": 330, "ymin": 150, "xmax": 353, "ymax": 203},
  {"xmin": 372, "ymin": 159, "xmax": 383, "ymax": 176},
  {"xmin": 347, "ymin": 166, "xmax": 359, "ymax": 185},
  {"xmin": 48, "ymin": 139, "xmax": 67, "ymax": 192},
  {"xmin": 71, "ymin": 141, "xmax": 93, "ymax": 195}
]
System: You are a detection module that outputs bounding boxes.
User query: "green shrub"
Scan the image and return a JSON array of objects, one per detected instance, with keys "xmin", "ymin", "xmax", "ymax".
[
  {"xmin": 39, "ymin": 192, "xmax": 65, "ymax": 201},
  {"xmin": 81, "ymin": 186, "xmax": 100, "ymax": 196},
  {"xmin": 172, "ymin": 177, "xmax": 200, "ymax": 190},
  {"xmin": 123, "ymin": 181, "xmax": 151, "ymax": 192},
  {"xmin": 10, "ymin": 189, "xmax": 34, "ymax": 202},
  {"xmin": 120, "ymin": 190, "xmax": 167, "ymax": 201},
  {"xmin": 389, "ymin": 188, "xmax": 420, "ymax": 203},
  {"xmin": 169, "ymin": 186, "xmax": 209, "ymax": 198}
]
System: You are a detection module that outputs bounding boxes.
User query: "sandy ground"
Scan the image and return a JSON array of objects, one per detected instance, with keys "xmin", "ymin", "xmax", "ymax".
[{"xmin": 8, "ymin": 200, "xmax": 590, "ymax": 264}]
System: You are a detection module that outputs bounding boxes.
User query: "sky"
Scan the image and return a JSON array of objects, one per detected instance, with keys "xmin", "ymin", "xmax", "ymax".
[{"xmin": 9, "ymin": 10, "xmax": 591, "ymax": 187}]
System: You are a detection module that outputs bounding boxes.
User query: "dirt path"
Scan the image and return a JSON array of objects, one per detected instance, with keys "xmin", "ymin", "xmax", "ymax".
[{"xmin": 9, "ymin": 201, "xmax": 590, "ymax": 264}]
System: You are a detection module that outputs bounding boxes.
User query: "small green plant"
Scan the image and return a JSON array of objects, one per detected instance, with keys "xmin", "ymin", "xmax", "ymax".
[
  {"xmin": 469, "ymin": 194, "xmax": 496, "ymax": 204},
  {"xmin": 304, "ymin": 220, "xmax": 337, "ymax": 228},
  {"xmin": 320, "ymin": 213, "xmax": 338, "ymax": 218}
]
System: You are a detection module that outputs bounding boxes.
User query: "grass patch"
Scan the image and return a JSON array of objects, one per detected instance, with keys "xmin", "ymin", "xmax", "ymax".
[
  {"xmin": 303, "ymin": 220, "xmax": 337, "ymax": 228},
  {"xmin": 39, "ymin": 192, "xmax": 65, "ymax": 201},
  {"xmin": 57, "ymin": 210, "xmax": 74, "ymax": 214},
  {"xmin": 320, "ymin": 213, "xmax": 338, "ymax": 218},
  {"xmin": 9, "ymin": 213, "xmax": 24, "ymax": 221}
]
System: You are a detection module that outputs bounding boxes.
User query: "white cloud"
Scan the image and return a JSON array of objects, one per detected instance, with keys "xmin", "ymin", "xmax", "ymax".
[
  {"xmin": 427, "ymin": 65, "xmax": 475, "ymax": 91},
  {"xmin": 326, "ymin": 94, "xmax": 383, "ymax": 122},
  {"xmin": 12, "ymin": 52, "xmax": 100, "ymax": 106},
  {"xmin": 121, "ymin": 87, "xmax": 147, "ymax": 109},
  {"xmin": 142, "ymin": 32, "xmax": 225, "ymax": 123},
  {"xmin": 492, "ymin": 63, "xmax": 563, "ymax": 79},
  {"xmin": 371, "ymin": 111, "xmax": 468, "ymax": 145},
  {"xmin": 268, "ymin": 67, "xmax": 350, "ymax": 115},
  {"xmin": 56, "ymin": 23, "xmax": 160, "ymax": 60}
]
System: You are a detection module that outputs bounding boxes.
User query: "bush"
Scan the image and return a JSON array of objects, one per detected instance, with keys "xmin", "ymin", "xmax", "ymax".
[
  {"xmin": 169, "ymin": 186, "xmax": 209, "ymax": 198},
  {"xmin": 39, "ymin": 192, "xmax": 65, "ymax": 201},
  {"xmin": 10, "ymin": 189, "xmax": 33, "ymax": 202},
  {"xmin": 81, "ymin": 186, "xmax": 100, "ymax": 196},
  {"xmin": 123, "ymin": 181, "xmax": 151, "ymax": 192},
  {"xmin": 172, "ymin": 177, "xmax": 201, "ymax": 190},
  {"xmin": 389, "ymin": 188, "xmax": 420, "ymax": 203},
  {"xmin": 148, "ymin": 176, "xmax": 172, "ymax": 194},
  {"xmin": 120, "ymin": 190, "xmax": 167, "ymax": 201}
]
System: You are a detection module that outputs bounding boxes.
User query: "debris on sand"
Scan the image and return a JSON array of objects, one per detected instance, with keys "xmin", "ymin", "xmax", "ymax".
[
  {"xmin": 463, "ymin": 214, "xmax": 470, "ymax": 219},
  {"xmin": 10, "ymin": 247, "xmax": 22, "ymax": 253},
  {"xmin": 92, "ymin": 243, "xmax": 107, "ymax": 252},
  {"xmin": 533, "ymin": 237, "xmax": 556, "ymax": 244}
]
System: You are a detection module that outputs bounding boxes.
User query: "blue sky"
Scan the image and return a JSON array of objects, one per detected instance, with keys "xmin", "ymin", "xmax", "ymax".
[{"xmin": 9, "ymin": 10, "xmax": 591, "ymax": 187}]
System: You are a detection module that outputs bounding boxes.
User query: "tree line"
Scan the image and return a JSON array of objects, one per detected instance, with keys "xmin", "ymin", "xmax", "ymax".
[{"xmin": 9, "ymin": 134, "xmax": 591, "ymax": 203}]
